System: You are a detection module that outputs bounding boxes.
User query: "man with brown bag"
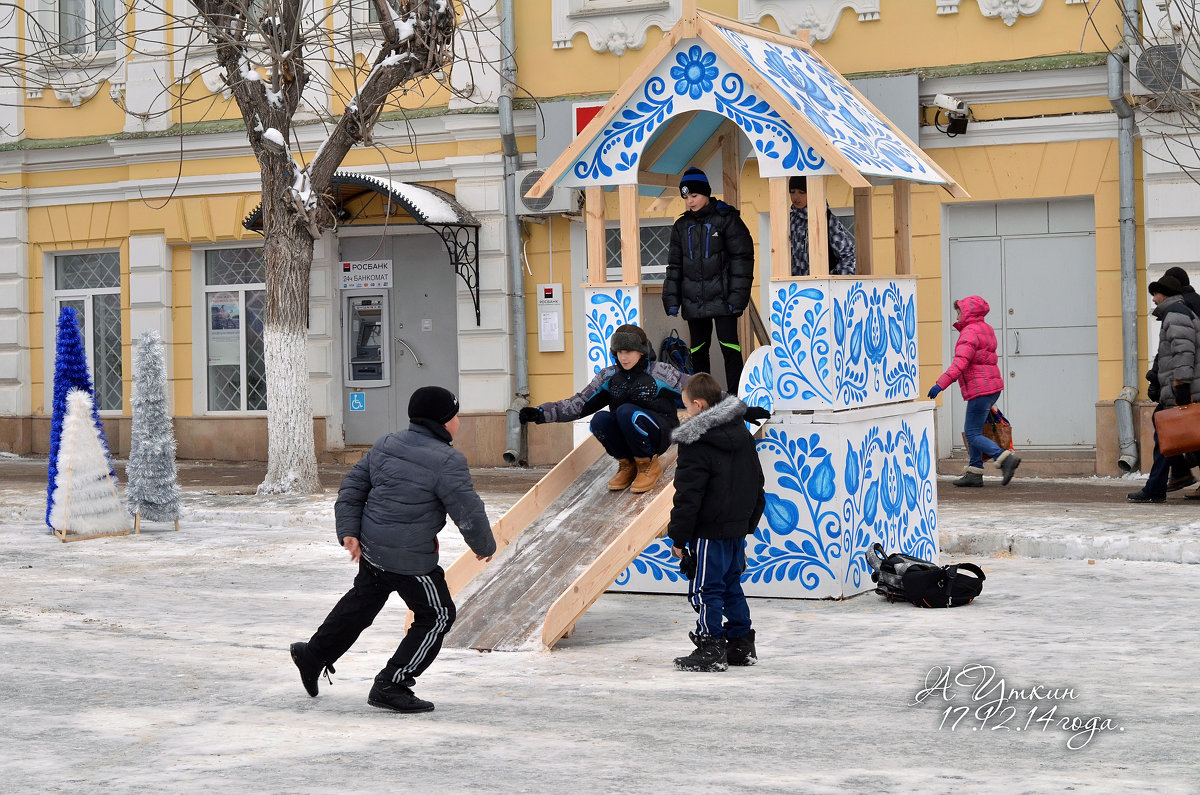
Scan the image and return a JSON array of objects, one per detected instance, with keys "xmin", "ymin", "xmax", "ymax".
[{"xmin": 1129, "ymin": 275, "xmax": 1200, "ymax": 503}]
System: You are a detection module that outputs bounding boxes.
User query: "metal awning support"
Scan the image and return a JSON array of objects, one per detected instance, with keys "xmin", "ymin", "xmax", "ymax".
[{"xmin": 242, "ymin": 171, "xmax": 482, "ymax": 325}]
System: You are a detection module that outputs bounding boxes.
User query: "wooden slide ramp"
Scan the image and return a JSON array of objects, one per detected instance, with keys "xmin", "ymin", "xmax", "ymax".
[{"xmin": 442, "ymin": 435, "xmax": 677, "ymax": 651}]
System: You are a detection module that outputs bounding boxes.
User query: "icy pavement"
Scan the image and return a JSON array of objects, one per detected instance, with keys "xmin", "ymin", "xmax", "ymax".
[{"xmin": 0, "ymin": 471, "xmax": 1196, "ymax": 792}]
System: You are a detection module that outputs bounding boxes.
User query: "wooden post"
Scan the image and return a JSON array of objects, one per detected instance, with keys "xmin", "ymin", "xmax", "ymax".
[
  {"xmin": 807, "ymin": 175, "xmax": 829, "ymax": 277},
  {"xmin": 853, "ymin": 186, "xmax": 874, "ymax": 276},
  {"xmin": 585, "ymin": 186, "xmax": 607, "ymax": 285},
  {"xmin": 893, "ymin": 180, "xmax": 913, "ymax": 275},
  {"xmin": 769, "ymin": 177, "xmax": 790, "ymax": 280},
  {"xmin": 721, "ymin": 122, "xmax": 740, "ymax": 208},
  {"xmin": 618, "ymin": 184, "xmax": 641, "ymax": 286},
  {"xmin": 134, "ymin": 514, "xmax": 141, "ymax": 534}
]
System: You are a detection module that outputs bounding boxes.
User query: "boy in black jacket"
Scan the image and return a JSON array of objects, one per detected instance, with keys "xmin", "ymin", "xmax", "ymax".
[{"xmin": 668, "ymin": 372, "xmax": 767, "ymax": 671}]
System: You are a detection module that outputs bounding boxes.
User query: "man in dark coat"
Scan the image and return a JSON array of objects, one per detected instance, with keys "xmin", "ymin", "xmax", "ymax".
[
  {"xmin": 290, "ymin": 386, "xmax": 496, "ymax": 713},
  {"xmin": 662, "ymin": 166, "xmax": 755, "ymax": 391},
  {"xmin": 1158, "ymin": 267, "xmax": 1200, "ymax": 492}
]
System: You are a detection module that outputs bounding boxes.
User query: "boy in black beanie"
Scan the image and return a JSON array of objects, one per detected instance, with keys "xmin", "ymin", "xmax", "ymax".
[{"xmin": 290, "ymin": 385, "xmax": 496, "ymax": 714}]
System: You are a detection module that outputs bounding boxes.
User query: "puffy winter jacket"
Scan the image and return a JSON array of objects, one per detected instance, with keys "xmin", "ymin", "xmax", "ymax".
[
  {"xmin": 1152, "ymin": 295, "xmax": 1200, "ymax": 407},
  {"xmin": 667, "ymin": 396, "xmax": 766, "ymax": 547},
  {"xmin": 334, "ymin": 420, "xmax": 495, "ymax": 575},
  {"xmin": 536, "ymin": 358, "xmax": 689, "ymax": 454},
  {"xmin": 663, "ymin": 198, "xmax": 755, "ymax": 320},
  {"xmin": 935, "ymin": 295, "xmax": 1005, "ymax": 400}
]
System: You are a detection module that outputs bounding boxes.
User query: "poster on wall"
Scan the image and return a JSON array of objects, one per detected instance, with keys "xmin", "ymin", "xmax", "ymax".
[{"xmin": 208, "ymin": 292, "xmax": 241, "ymax": 365}]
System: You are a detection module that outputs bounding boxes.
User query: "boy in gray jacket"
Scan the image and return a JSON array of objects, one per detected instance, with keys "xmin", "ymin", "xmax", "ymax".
[{"xmin": 290, "ymin": 386, "xmax": 496, "ymax": 713}]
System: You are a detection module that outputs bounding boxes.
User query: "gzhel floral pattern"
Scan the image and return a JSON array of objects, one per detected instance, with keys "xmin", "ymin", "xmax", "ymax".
[{"xmin": 586, "ymin": 287, "xmax": 640, "ymax": 375}]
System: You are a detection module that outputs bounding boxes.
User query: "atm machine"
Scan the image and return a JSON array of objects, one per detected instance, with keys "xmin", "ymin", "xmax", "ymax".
[{"xmin": 345, "ymin": 293, "xmax": 389, "ymax": 386}]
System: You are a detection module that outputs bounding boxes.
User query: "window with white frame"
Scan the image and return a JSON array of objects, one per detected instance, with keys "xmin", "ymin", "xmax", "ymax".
[
  {"xmin": 605, "ymin": 222, "xmax": 672, "ymax": 282},
  {"xmin": 203, "ymin": 248, "xmax": 267, "ymax": 413},
  {"xmin": 54, "ymin": 251, "xmax": 122, "ymax": 412},
  {"xmin": 56, "ymin": 0, "xmax": 119, "ymax": 56}
]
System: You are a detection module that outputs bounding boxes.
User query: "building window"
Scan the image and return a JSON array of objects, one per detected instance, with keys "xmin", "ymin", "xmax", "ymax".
[
  {"xmin": 204, "ymin": 248, "xmax": 267, "ymax": 413},
  {"xmin": 57, "ymin": 0, "xmax": 119, "ymax": 56},
  {"xmin": 605, "ymin": 222, "xmax": 672, "ymax": 282},
  {"xmin": 54, "ymin": 251, "xmax": 122, "ymax": 412}
]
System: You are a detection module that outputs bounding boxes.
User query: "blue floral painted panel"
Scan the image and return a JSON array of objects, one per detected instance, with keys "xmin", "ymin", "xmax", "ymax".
[
  {"xmin": 740, "ymin": 279, "xmax": 918, "ymax": 412},
  {"xmin": 612, "ymin": 408, "xmax": 938, "ymax": 598},
  {"xmin": 565, "ymin": 41, "xmax": 831, "ymax": 186},
  {"xmin": 586, "ymin": 287, "xmax": 640, "ymax": 375},
  {"xmin": 713, "ymin": 26, "xmax": 942, "ymax": 184}
]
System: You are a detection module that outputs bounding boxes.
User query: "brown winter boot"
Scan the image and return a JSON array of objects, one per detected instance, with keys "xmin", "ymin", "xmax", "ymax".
[
  {"xmin": 607, "ymin": 458, "xmax": 637, "ymax": 491},
  {"xmin": 630, "ymin": 456, "xmax": 663, "ymax": 493}
]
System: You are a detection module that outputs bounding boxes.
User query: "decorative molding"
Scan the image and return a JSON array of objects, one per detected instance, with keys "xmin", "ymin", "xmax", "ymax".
[
  {"xmin": 551, "ymin": 0, "xmax": 681, "ymax": 55},
  {"xmin": 937, "ymin": 0, "xmax": 1045, "ymax": 25},
  {"xmin": 738, "ymin": 1, "xmax": 880, "ymax": 42}
]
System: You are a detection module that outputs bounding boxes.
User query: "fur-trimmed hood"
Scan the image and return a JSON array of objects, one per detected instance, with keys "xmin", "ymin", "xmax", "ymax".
[{"xmin": 671, "ymin": 395, "xmax": 748, "ymax": 446}]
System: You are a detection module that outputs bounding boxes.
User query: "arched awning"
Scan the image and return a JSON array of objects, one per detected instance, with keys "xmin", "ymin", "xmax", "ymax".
[{"xmin": 243, "ymin": 171, "xmax": 483, "ymax": 324}]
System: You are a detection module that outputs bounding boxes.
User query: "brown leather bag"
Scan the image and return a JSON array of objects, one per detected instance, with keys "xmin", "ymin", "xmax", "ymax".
[{"xmin": 1154, "ymin": 403, "xmax": 1200, "ymax": 456}]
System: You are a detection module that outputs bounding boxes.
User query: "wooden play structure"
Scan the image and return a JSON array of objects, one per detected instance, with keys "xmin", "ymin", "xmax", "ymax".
[{"xmin": 444, "ymin": 1, "xmax": 966, "ymax": 648}]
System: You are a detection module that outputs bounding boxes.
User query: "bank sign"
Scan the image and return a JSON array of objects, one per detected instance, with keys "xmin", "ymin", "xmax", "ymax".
[{"xmin": 340, "ymin": 260, "xmax": 392, "ymax": 289}]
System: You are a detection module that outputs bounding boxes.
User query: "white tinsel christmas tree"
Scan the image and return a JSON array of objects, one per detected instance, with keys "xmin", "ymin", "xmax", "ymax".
[
  {"xmin": 49, "ymin": 388, "xmax": 129, "ymax": 541},
  {"xmin": 126, "ymin": 330, "xmax": 180, "ymax": 530}
]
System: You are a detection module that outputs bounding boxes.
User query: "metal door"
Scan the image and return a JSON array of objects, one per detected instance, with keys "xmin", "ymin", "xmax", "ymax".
[
  {"xmin": 946, "ymin": 200, "xmax": 1098, "ymax": 449},
  {"xmin": 340, "ymin": 232, "xmax": 460, "ymax": 444}
]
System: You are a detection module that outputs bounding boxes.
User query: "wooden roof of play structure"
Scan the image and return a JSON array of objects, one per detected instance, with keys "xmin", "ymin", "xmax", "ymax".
[{"xmin": 527, "ymin": 5, "xmax": 966, "ymax": 200}]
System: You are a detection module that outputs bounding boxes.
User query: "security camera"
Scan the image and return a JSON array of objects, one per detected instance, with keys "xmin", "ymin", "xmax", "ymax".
[{"xmin": 933, "ymin": 93, "xmax": 968, "ymax": 115}]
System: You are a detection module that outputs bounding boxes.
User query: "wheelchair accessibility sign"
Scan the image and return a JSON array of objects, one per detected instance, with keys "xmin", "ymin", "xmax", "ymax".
[{"xmin": 349, "ymin": 392, "xmax": 366, "ymax": 412}]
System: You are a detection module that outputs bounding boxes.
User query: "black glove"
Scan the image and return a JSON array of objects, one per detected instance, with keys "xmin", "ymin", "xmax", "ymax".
[
  {"xmin": 744, "ymin": 405, "xmax": 771, "ymax": 424},
  {"xmin": 518, "ymin": 406, "xmax": 544, "ymax": 424},
  {"xmin": 1148, "ymin": 381, "xmax": 1161, "ymax": 403},
  {"xmin": 1174, "ymin": 383, "xmax": 1191, "ymax": 407},
  {"xmin": 678, "ymin": 547, "xmax": 697, "ymax": 580}
]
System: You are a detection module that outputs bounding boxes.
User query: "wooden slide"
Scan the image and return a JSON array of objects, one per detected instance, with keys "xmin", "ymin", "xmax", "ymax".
[{"xmin": 442, "ymin": 435, "xmax": 678, "ymax": 651}]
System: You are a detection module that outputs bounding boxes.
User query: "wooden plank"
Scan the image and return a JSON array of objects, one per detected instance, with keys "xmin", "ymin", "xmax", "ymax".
[
  {"xmin": 893, "ymin": 180, "xmax": 913, "ymax": 275},
  {"xmin": 58, "ymin": 529, "xmax": 130, "ymax": 543},
  {"xmin": 639, "ymin": 114, "xmax": 693, "ymax": 172},
  {"xmin": 769, "ymin": 177, "xmax": 790, "ymax": 280},
  {"xmin": 585, "ymin": 186, "xmax": 607, "ymax": 285},
  {"xmin": 807, "ymin": 175, "xmax": 830, "ymax": 277},
  {"xmin": 542, "ymin": 481, "xmax": 677, "ymax": 649},
  {"xmin": 721, "ymin": 119, "xmax": 740, "ymax": 208},
  {"xmin": 619, "ymin": 183, "xmax": 642, "ymax": 286},
  {"xmin": 747, "ymin": 296, "xmax": 769, "ymax": 349},
  {"xmin": 526, "ymin": 17, "xmax": 699, "ymax": 200},
  {"xmin": 444, "ymin": 448, "xmax": 678, "ymax": 651},
  {"xmin": 443, "ymin": 435, "xmax": 604, "ymax": 598},
  {"xmin": 853, "ymin": 186, "xmax": 874, "ymax": 276},
  {"xmin": 636, "ymin": 172, "xmax": 678, "ymax": 189}
]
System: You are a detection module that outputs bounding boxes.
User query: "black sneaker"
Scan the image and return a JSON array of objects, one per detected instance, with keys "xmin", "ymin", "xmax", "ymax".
[
  {"xmin": 1126, "ymin": 490, "xmax": 1166, "ymax": 504},
  {"xmin": 726, "ymin": 629, "xmax": 757, "ymax": 667},
  {"xmin": 674, "ymin": 633, "xmax": 728, "ymax": 672},
  {"xmin": 290, "ymin": 642, "xmax": 334, "ymax": 697},
  {"xmin": 998, "ymin": 452, "xmax": 1021, "ymax": 486},
  {"xmin": 368, "ymin": 681, "xmax": 435, "ymax": 713},
  {"xmin": 1166, "ymin": 473, "xmax": 1197, "ymax": 492}
]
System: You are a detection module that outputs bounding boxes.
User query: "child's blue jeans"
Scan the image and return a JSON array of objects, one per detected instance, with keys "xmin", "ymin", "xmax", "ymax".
[
  {"xmin": 686, "ymin": 537, "xmax": 752, "ymax": 640},
  {"xmin": 590, "ymin": 403, "xmax": 663, "ymax": 460}
]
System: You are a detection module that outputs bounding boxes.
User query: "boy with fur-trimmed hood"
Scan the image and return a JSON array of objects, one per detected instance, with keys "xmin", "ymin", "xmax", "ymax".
[{"xmin": 667, "ymin": 372, "xmax": 768, "ymax": 672}]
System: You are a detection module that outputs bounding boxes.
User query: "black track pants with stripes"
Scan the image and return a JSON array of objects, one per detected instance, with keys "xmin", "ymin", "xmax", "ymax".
[{"xmin": 306, "ymin": 559, "xmax": 456, "ymax": 685}]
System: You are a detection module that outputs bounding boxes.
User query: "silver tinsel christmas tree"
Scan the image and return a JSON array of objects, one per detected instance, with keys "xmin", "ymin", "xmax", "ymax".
[{"xmin": 126, "ymin": 330, "xmax": 180, "ymax": 527}]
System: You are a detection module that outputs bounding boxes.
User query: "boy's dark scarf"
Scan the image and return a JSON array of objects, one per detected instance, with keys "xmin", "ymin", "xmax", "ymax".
[{"xmin": 411, "ymin": 417, "xmax": 454, "ymax": 445}]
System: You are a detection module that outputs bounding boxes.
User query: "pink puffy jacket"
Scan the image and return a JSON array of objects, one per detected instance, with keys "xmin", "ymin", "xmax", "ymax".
[{"xmin": 935, "ymin": 295, "xmax": 1005, "ymax": 400}]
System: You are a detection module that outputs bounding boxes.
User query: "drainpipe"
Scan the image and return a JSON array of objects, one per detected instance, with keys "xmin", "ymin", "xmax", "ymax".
[
  {"xmin": 1109, "ymin": 0, "xmax": 1139, "ymax": 472},
  {"xmin": 499, "ymin": 0, "xmax": 529, "ymax": 466}
]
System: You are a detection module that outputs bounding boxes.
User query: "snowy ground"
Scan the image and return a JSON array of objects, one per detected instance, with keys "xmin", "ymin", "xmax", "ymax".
[{"xmin": 0, "ymin": 474, "xmax": 1196, "ymax": 793}]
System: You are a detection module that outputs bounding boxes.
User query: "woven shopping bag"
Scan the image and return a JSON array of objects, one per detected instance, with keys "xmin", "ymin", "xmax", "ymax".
[{"xmin": 962, "ymin": 407, "xmax": 1013, "ymax": 462}]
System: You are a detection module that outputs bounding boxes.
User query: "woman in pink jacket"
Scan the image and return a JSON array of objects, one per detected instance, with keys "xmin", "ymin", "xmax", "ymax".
[{"xmin": 927, "ymin": 295, "xmax": 1021, "ymax": 487}]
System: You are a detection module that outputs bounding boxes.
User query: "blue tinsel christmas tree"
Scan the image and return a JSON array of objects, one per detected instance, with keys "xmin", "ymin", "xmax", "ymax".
[{"xmin": 47, "ymin": 306, "xmax": 113, "ymax": 528}]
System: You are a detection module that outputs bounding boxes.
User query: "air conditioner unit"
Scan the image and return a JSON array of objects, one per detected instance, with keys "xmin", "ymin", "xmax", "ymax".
[
  {"xmin": 1132, "ymin": 42, "xmax": 1185, "ymax": 95},
  {"xmin": 514, "ymin": 169, "xmax": 579, "ymax": 215}
]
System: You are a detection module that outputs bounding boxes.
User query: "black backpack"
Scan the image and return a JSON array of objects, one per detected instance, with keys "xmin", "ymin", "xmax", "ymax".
[
  {"xmin": 866, "ymin": 543, "xmax": 985, "ymax": 608},
  {"xmin": 659, "ymin": 329, "xmax": 693, "ymax": 374}
]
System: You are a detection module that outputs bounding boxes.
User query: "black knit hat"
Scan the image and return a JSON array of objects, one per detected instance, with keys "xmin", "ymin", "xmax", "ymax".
[
  {"xmin": 1165, "ymin": 266, "xmax": 1191, "ymax": 287},
  {"xmin": 679, "ymin": 167, "xmax": 711, "ymax": 198},
  {"xmin": 788, "ymin": 175, "xmax": 807, "ymax": 192},
  {"xmin": 408, "ymin": 386, "xmax": 459, "ymax": 424},
  {"xmin": 609, "ymin": 324, "xmax": 653, "ymax": 358},
  {"xmin": 1149, "ymin": 275, "xmax": 1183, "ymax": 298}
]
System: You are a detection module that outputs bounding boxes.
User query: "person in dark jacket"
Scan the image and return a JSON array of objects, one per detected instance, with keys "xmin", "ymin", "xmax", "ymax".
[
  {"xmin": 1161, "ymin": 267, "xmax": 1200, "ymax": 493},
  {"xmin": 662, "ymin": 166, "xmax": 755, "ymax": 391},
  {"xmin": 290, "ymin": 386, "xmax": 496, "ymax": 713},
  {"xmin": 788, "ymin": 175, "xmax": 856, "ymax": 276},
  {"xmin": 668, "ymin": 373, "xmax": 768, "ymax": 672},
  {"xmin": 1129, "ymin": 276, "xmax": 1200, "ymax": 503},
  {"xmin": 520, "ymin": 324, "xmax": 687, "ymax": 494}
]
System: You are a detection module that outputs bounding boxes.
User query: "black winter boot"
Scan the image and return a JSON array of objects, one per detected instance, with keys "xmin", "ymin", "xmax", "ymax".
[
  {"xmin": 368, "ymin": 680, "xmax": 435, "ymax": 713},
  {"xmin": 997, "ymin": 450, "xmax": 1021, "ymax": 486},
  {"xmin": 952, "ymin": 467, "xmax": 984, "ymax": 487},
  {"xmin": 726, "ymin": 629, "xmax": 757, "ymax": 666},
  {"xmin": 290, "ymin": 642, "xmax": 335, "ymax": 697},
  {"xmin": 674, "ymin": 633, "xmax": 728, "ymax": 672}
]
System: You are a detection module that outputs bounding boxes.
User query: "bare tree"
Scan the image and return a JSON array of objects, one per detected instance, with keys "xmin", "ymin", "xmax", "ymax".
[{"xmin": 2, "ymin": 0, "xmax": 500, "ymax": 494}]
